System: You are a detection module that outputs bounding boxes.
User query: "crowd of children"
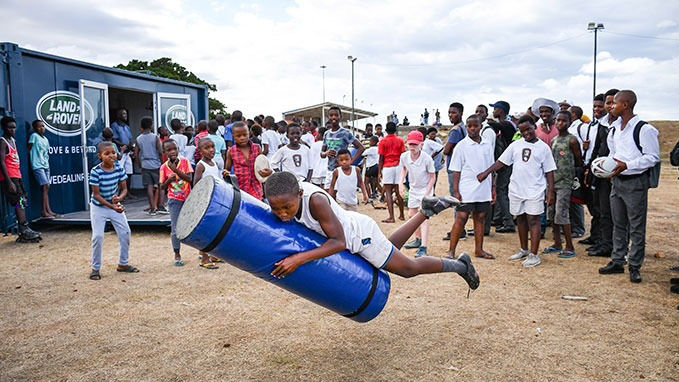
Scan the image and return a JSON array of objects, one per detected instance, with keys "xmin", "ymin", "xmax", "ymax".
[{"xmin": 0, "ymin": 90, "xmax": 667, "ymax": 288}]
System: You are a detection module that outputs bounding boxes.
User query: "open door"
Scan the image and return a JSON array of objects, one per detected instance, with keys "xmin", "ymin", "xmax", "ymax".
[
  {"xmin": 79, "ymin": 80, "xmax": 110, "ymax": 210},
  {"xmin": 155, "ymin": 92, "xmax": 192, "ymax": 132}
]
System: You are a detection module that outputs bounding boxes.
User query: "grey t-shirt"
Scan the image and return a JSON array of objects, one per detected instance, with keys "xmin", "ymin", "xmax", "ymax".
[
  {"xmin": 136, "ymin": 132, "xmax": 161, "ymax": 169},
  {"xmin": 323, "ymin": 127, "xmax": 355, "ymax": 171}
]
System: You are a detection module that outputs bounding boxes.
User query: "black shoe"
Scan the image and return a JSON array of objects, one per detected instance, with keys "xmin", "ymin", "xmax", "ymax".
[
  {"xmin": 588, "ymin": 249, "xmax": 611, "ymax": 257},
  {"xmin": 491, "ymin": 220, "xmax": 502, "ymax": 227},
  {"xmin": 629, "ymin": 268, "xmax": 642, "ymax": 283},
  {"xmin": 443, "ymin": 232, "xmax": 451, "ymax": 241},
  {"xmin": 599, "ymin": 261, "xmax": 625, "ymax": 274},
  {"xmin": 496, "ymin": 225, "xmax": 515, "ymax": 233},
  {"xmin": 579, "ymin": 236, "xmax": 596, "ymax": 245},
  {"xmin": 586, "ymin": 245, "xmax": 600, "ymax": 252},
  {"xmin": 466, "ymin": 229, "xmax": 490, "ymax": 237},
  {"xmin": 419, "ymin": 196, "xmax": 460, "ymax": 218},
  {"xmin": 572, "ymin": 232, "xmax": 584, "ymax": 239},
  {"xmin": 671, "ymin": 285, "xmax": 679, "ymax": 294},
  {"xmin": 457, "ymin": 253, "xmax": 480, "ymax": 290},
  {"xmin": 671, "ymin": 278, "xmax": 679, "ymax": 285}
]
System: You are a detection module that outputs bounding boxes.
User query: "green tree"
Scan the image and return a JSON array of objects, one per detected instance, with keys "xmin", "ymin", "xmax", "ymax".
[{"xmin": 115, "ymin": 58, "xmax": 227, "ymax": 119}]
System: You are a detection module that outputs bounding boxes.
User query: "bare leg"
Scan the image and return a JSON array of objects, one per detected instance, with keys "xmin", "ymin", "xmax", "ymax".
[
  {"xmin": 420, "ymin": 213, "xmax": 429, "ymax": 247},
  {"xmin": 446, "ymin": 211, "xmax": 469, "ymax": 257},
  {"xmin": 516, "ymin": 214, "xmax": 529, "ymax": 250},
  {"xmin": 408, "ymin": 208, "xmax": 421, "ymax": 240},
  {"xmin": 562, "ymin": 224, "xmax": 574, "ymax": 251},
  {"xmin": 41, "ymin": 184, "xmax": 50, "ymax": 216},
  {"xmin": 388, "ymin": 211, "xmax": 428, "ymax": 249},
  {"xmin": 527, "ymin": 214, "xmax": 542, "ymax": 255},
  {"xmin": 395, "ymin": 191, "xmax": 405, "ymax": 220},
  {"xmin": 146, "ymin": 184, "xmax": 155, "ymax": 210},
  {"xmin": 383, "ymin": 184, "xmax": 396, "ymax": 222},
  {"xmin": 473, "ymin": 211, "xmax": 493, "ymax": 258},
  {"xmin": 551, "ymin": 223, "xmax": 562, "ymax": 249},
  {"xmin": 384, "ymin": 249, "xmax": 443, "ymax": 277},
  {"xmin": 15, "ymin": 207, "xmax": 27, "ymax": 225}
]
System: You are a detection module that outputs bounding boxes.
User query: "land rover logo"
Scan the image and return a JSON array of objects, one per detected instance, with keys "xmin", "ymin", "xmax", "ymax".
[
  {"xmin": 164, "ymin": 104, "xmax": 195, "ymax": 127},
  {"xmin": 35, "ymin": 91, "xmax": 94, "ymax": 137}
]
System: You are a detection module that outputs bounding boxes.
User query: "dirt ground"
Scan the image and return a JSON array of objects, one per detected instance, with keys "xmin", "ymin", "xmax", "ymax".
[{"xmin": 2, "ymin": 172, "xmax": 678, "ymax": 382}]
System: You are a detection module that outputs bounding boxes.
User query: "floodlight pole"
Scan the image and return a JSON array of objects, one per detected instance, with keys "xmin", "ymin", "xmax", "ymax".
[
  {"xmin": 588, "ymin": 22, "xmax": 604, "ymax": 112},
  {"xmin": 321, "ymin": 65, "xmax": 326, "ymax": 126},
  {"xmin": 348, "ymin": 56, "xmax": 357, "ymax": 135}
]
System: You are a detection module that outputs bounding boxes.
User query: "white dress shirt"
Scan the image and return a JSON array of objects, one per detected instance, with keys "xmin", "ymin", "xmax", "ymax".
[
  {"xmin": 568, "ymin": 120, "xmax": 599, "ymax": 165},
  {"xmin": 607, "ymin": 115, "xmax": 659, "ymax": 175}
]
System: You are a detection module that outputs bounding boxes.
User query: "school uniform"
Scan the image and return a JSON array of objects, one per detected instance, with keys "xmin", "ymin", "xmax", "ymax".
[
  {"xmin": 449, "ymin": 136, "xmax": 494, "ymax": 213},
  {"xmin": 570, "ymin": 119, "xmax": 601, "ymax": 241},
  {"xmin": 589, "ymin": 115, "xmax": 618, "ymax": 254},
  {"xmin": 271, "ymin": 145, "xmax": 312, "ymax": 182},
  {"xmin": 362, "ymin": 146, "xmax": 379, "ymax": 178},
  {"xmin": 607, "ymin": 116, "xmax": 659, "ymax": 270},
  {"xmin": 309, "ymin": 141, "xmax": 328, "ymax": 187},
  {"xmin": 498, "ymin": 138, "xmax": 557, "ymax": 216}
]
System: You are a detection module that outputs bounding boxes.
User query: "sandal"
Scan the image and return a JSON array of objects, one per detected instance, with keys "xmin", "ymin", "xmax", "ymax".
[
  {"xmin": 116, "ymin": 265, "xmax": 140, "ymax": 273},
  {"xmin": 209, "ymin": 256, "xmax": 224, "ymax": 263},
  {"xmin": 89, "ymin": 269, "xmax": 101, "ymax": 280},
  {"xmin": 558, "ymin": 250, "xmax": 577, "ymax": 258},
  {"xmin": 174, "ymin": 259, "xmax": 185, "ymax": 266},
  {"xmin": 475, "ymin": 251, "xmax": 496, "ymax": 260},
  {"xmin": 381, "ymin": 218, "xmax": 396, "ymax": 223},
  {"xmin": 199, "ymin": 262, "xmax": 219, "ymax": 270},
  {"xmin": 542, "ymin": 246, "xmax": 562, "ymax": 254}
]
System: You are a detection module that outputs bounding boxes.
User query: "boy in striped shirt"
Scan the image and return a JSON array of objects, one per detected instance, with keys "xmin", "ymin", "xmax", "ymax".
[{"xmin": 88, "ymin": 142, "xmax": 139, "ymax": 280}]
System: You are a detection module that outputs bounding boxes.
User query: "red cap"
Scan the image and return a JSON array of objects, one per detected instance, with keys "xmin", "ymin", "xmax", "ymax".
[{"xmin": 407, "ymin": 131, "xmax": 424, "ymax": 145}]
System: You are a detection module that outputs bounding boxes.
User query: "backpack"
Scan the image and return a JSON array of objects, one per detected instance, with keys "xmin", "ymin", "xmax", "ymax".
[
  {"xmin": 482, "ymin": 125, "xmax": 507, "ymax": 160},
  {"xmin": 610, "ymin": 120, "xmax": 660, "ymax": 188},
  {"xmin": 670, "ymin": 140, "xmax": 679, "ymax": 167}
]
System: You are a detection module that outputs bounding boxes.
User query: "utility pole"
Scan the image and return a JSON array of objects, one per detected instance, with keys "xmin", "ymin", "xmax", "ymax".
[
  {"xmin": 347, "ymin": 56, "xmax": 357, "ymax": 134},
  {"xmin": 320, "ymin": 65, "xmax": 326, "ymax": 126},
  {"xmin": 588, "ymin": 22, "xmax": 605, "ymax": 112}
]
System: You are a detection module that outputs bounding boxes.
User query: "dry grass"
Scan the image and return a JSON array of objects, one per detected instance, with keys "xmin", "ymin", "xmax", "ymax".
[{"xmin": 2, "ymin": 130, "xmax": 679, "ymax": 381}]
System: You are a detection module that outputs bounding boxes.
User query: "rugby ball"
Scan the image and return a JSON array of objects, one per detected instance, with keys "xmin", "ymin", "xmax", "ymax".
[
  {"xmin": 254, "ymin": 154, "xmax": 273, "ymax": 183},
  {"xmin": 591, "ymin": 156, "xmax": 617, "ymax": 178}
]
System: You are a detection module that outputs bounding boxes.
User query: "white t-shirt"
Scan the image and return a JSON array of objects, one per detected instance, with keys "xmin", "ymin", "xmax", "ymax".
[
  {"xmin": 184, "ymin": 145, "xmax": 196, "ymax": 166},
  {"xmin": 362, "ymin": 146, "xmax": 379, "ymax": 168},
  {"xmin": 449, "ymin": 136, "xmax": 494, "ymax": 202},
  {"xmin": 422, "ymin": 139, "xmax": 443, "ymax": 160},
  {"xmin": 400, "ymin": 151, "xmax": 435, "ymax": 193},
  {"xmin": 568, "ymin": 120, "xmax": 599, "ymax": 164},
  {"xmin": 270, "ymin": 145, "xmax": 312, "ymax": 181},
  {"xmin": 481, "ymin": 125, "xmax": 496, "ymax": 150},
  {"xmin": 217, "ymin": 125, "xmax": 225, "ymax": 137},
  {"xmin": 499, "ymin": 138, "xmax": 557, "ymax": 200},
  {"xmin": 310, "ymin": 141, "xmax": 328, "ymax": 180},
  {"xmin": 279, "ymin": 133, "xmax": 289, "ymax": 147},
  {"xmin": 301, "ymin": 132, "xmax": 315, "ymax": 148},
  {"xmin": 261, "ymin": 130, "xmax": 281, "ymax": 161},
  {"xmin": 169, "ymin": 133, "xmax": 188, "ymax": 158}
]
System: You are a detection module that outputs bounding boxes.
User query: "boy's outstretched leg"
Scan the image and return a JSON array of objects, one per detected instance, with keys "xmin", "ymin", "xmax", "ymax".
[
  {"xmin": 383, "ymin": 248, "xmax": 479, "ymax": 290},
  {"xmin": 388, "ymin": 196, "xmax": 459, "ymax": 249}
]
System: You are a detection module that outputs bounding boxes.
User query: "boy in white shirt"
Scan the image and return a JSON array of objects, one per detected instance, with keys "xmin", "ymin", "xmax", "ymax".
[
  {"xmin": 398, "ymin": 131, "xmax": 436, "ymax": 257},
  {"xmin": 478, "ymin": 115, "xmax": 556, "ymax": 267},
  {"xmin": 169, "ymin": 118, "xmax": 188, "ymax": 158},
  {"xmin": 261, "ymin": 116, "xmax": 281, "ymax": 162},
  {"xmin": 309, "ymin": 127, "xmax": 328, "ymax": 188},
  {"xmin": 362, "ymin": 136, "xmax": 380, "ymax": 199},
  {"xmin": 270, "ymin": 124, "xmax": 312, "ymax": 182},
  {"xmin": 447, "ymin": 115, "xmax": 496, "ymax": 260}
]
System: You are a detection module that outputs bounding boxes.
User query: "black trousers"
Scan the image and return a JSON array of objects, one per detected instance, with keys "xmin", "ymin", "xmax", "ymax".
[{"xmin": 593, "ymin": 179, "xmax": 613, "ymax": 251}]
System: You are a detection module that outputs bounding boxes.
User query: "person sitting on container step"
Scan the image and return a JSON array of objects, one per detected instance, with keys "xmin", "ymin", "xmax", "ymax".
[
  {"xmin": 0, "ymin": 117, "xmax": 41, "ymax": 242},
  {"xmin": 542, "ymin": 111, "xmax": 583, "ymax": 258},
  {"xmin": 193, "ymin": 137, "xmax": 230, "ymax": 269},
  {"xmin": 399, "ymin": 131, "xmax": 436, "ymax": 258},
  {"xmin": 329, "ymin": 148, "xmax": 369, "ymax": 211},
  {"xmin": 160, "ymin": 139, "xmax": 193, "ymax": 267},
  {"xmin": 264, "ymin": 171, "xmax": 479, "ymax": 293},
  {"xmin": 271, "ymin": 123, "xmax": 312, "ymax": 182},
  {"xmin": 225, "ymin": 122, "xmax": 272, "ymax": 200},
  {"xmin": 169, "ymin": 118, "xmax": 188, "ymax": 158},
  {"xmin": 134, "ymin": 117, "xmax": 166, "ymax": 215},
  {"xmin": 28, "ymin": 119, "xmax": 58, "ymax": 218},
  {"xmin": 88, "ymin": 141, "xmax": 139, "ymax": 280}
]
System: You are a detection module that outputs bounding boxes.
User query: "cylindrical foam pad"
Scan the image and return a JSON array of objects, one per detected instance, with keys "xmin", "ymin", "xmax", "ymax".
[{"xmin": 176, "ymin": 177, "xmax": 391, "ymax": 323}]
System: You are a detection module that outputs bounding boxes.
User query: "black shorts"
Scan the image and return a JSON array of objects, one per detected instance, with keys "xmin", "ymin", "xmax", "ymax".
[
  {"xmin": 2, "ymin": 178, "xmax": 27, "ymax": 208},
  {"xmin": 142, "ymin": 168, "xmax": 160, "ymax": 186},
  {"xmin": 457, "ymin": 201, "xmax": 491, "ymax": 213},
  {"xmin": 365, "ymin": 164, "xmax": 378, "ymax": 178}
]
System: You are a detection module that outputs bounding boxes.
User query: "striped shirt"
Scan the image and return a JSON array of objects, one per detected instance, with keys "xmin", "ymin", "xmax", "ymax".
[{"xmin": 89, "ymin": 163, "xmax": 127, "ymax": 206}]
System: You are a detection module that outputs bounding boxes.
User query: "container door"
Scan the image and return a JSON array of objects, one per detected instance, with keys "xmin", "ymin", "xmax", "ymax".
[
  {"xmin": 156, "ymin": 93, "xmax": 192, "ymax": 132},
  {"xmin": 79, "ymin": 80, "xmax": 109, "ymax": 210}
]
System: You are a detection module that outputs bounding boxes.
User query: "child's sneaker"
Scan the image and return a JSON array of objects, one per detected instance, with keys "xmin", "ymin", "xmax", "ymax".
[
  {"xmin": 404, "ymin": 238, "xmax": 421, "ymax": 249},
  {"xmin": 157, "ymin": 206, "xmax": 170, "ymax": 215},
  {"xmin": 419, "ymin": 196, "xmax": 460, "ymax": 218},
  {"xmin": 415, "ymin": 246, "xmax": 428, "ymax": 258},
  {"xmin": 148, "ymin": 209, "xmax": 158, "ymax": 216},
  {"xmin": 509, "ymin": 249, "xmax": 529, "ymax": 261},
  {"xmin": 522, "ymin": 253, "xmax": 541, "ymax": 267},
  {"xmin": 457, "ymin": 253, "xmax": 480, "ymax": 290}
]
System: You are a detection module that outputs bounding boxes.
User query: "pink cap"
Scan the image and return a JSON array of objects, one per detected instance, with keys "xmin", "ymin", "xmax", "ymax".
[{"xmin": 407, "ymin": 131, "xmax": 424, "ymax": 145}]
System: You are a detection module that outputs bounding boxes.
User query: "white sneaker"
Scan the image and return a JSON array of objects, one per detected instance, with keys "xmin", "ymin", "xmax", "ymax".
[
  {"xmin": 522, "ymin": 253, "xmax": 541, "ymax": 267},
  {"xmin": 509, "ymin": 249, "xmax": 529, "ymax": 261}
]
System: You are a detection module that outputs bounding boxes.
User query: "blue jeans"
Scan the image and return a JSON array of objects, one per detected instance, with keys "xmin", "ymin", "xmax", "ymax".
[
  {"xmin": 168, "ymin": 198, "xmax": 184, "ymax": 252},
  {"xmin": 90, "ymin": 203, "xmax": 130, "ymax": 270}
]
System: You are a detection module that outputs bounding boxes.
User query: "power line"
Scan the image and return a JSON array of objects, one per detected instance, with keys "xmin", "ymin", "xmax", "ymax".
[
  {"xmin": 604, "ymin": 30, "xmax": 679, "ymax": 41},
  {"xmin": 360, "ymin": 33, "xmax": 588, "ymax": 67}
]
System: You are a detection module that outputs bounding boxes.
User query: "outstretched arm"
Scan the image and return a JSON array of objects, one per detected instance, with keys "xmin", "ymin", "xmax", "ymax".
[
  {"xmin": 477, "ymin": 160, "xmax": 506, "ymax": 182},
  {"xmin": 270, "ymin": 193, "xmax": 346, "ymax": 278}
]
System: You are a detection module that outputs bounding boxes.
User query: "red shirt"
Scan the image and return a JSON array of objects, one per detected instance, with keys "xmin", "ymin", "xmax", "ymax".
[
  {"xmin": 536, "ymin": 121, "xmax": 559, "ymax": 148},
  {"xmin": 159, "ymin": 157, "xmax": 193, "ymax": 201},
  {"xmin": 378, "ymin": 134, "xmax": 405, "ymax": 168},
  {"xmin": 0, "ymin": 137, "xmax": 21, "ymax": 181},
  {"xmin": 230, "ymin": 141, "xmax": 263, "ymax": 200}
]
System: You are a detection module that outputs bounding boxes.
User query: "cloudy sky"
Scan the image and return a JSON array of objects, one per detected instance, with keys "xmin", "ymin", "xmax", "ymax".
[{"xmin": 2, "ymin": 0, "xmax": 678, "ymax": 123}]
